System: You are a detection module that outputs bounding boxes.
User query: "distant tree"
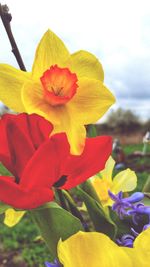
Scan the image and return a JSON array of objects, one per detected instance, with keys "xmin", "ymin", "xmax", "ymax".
[
  {"xmin": 106, "ymin": 108, "xmax": 141, "ymax": 133},
  {"xmin": 144, "ymin": 119, "xmax": 150, "ymax": 132}
]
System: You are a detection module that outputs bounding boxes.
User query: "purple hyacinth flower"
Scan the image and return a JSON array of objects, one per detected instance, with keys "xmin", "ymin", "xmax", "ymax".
[
  {"xmin": 128, "ymin": 204, "xmax": 150, "ymax": 229},
  {"xmin": 109, "ymin": 191, "xmax": 130, "ymax": 219},
  {"xmin": 109, "ymin": 190, "xmax": 150, "ymax": 247},
  {"xmin": 117, "ymin": 234, "xmax": 135, "ymax": 247},
  {"xmin": 143, "ymin": 223, "xmax": 150, "ymax": 230},
  {"xmin": 132, "ymin": 206, "xmax": 150, "ymax": 215},
  {"xmin": 109, "ymin": 191, "xmax": 144, "ymax": 219},
  {"xmin": 45, "ymin": 260, "xmax": 61, "ymax": 267}
]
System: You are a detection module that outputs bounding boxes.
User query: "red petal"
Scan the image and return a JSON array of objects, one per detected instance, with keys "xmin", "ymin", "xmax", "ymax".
[
  {"xmin": 0, "ymin": 116, "xmax": 13, "ymax": 173},
  {"xmin": 0, "ymin": 176, "xmax": 53, "ymax": 209},
  {"xmin": 22, "ymin": 113, "xmax": 53, "ymax": 149},
  {"xmin": 20, "ymin": 133, "xmax": 70, "ymax": 190},
  {"xmin": 0, "ymin": 113, "xmax": 53, "ymax": 177},
  {"xmin": 62, "ymin": 136, "xmax": 112, "ymax": 189}
]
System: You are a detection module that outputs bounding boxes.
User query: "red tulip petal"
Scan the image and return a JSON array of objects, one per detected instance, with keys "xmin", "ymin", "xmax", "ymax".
[
  {"xmin": 0, "ymin": 113, "xmax": 53, "ymax": 177},
  {"xmin": 0, "ymin": 176, "xmax": 53, "ymax": 209},
  {"xmin": 62, "ymin": 136, "xmax": 112, "ymax": 189},
  {"xmin": 6, "ymin": 119, "xmax": 35, "ymax": 178},
  {"xmin": 20, "ymin": 133, "xmax": 70, "ymax": 190},
  {"xmin": 21, "ymin": 113, "xmax": 53, "ymax": 149},
  {"xmin": 0, "ymin": 116, "xmax": 13, "ymax": 173}
]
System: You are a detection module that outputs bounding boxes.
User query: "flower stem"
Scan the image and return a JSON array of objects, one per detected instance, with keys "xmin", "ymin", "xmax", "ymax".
[
  {"xmin": 56, "ymin": 189, "xmax": 68, "ymax": 211},
  {"xmin": 0, "ymin": 4, "xmax": 26, "ymax": 71},
  {"xmin": 62, "ymin": 190, "xmax": 90, "ymax": 231},
  {"xmin": 143, "ymin": 175, "xmax": 150, "ymax": 193}
]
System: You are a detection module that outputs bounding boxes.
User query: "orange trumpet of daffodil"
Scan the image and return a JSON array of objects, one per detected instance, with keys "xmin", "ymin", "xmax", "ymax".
[{"xmin": 0, "ymin": 30, "xmax": 115, "ymax": 154}]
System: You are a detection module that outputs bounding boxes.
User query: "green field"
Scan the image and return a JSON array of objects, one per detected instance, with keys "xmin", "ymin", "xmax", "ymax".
[{"xmin": 0, "ymin": 143, "xmax": 149, "ymax": 266}]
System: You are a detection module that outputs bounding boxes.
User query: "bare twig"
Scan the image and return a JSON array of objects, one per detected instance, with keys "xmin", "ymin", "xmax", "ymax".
[{"xmin": 0, "ymin": 3, "xmax": 26, "ymax": 71}]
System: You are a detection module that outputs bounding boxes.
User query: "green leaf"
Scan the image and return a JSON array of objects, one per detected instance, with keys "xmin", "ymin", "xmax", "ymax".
[
  {"xmin": 0, "ymin": 202, "xmax": 10, "ymax": 214},
  {"xmin": 77, "ymin": 187, "xmax": 117, "ymax": 239},
  {"xmin": 80, "ymin": 180, "xmax": 101, "ymax": 203},
  {"xmin": 30, "ymin": 202, "xmax": 83, "ymax": 259},
  {"xmin": 141, "ymin": 195, "xmax": 150, "ymax": 206},
  {"xmin": 87, "ymin": 124, "xmax": 97, "ymax": 137},
  {"xmin": 109, "ymin": 209, "xmax": 132, "ymax": 237}
]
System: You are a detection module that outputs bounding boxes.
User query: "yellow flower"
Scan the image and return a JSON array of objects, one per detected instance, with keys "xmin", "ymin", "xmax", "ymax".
[
  {"xmin": 125, "ymin": 227, "xmax": 150, "ymax": 267},
  {"xmin": 0, "ymin": 30, "xmax": 115, "ymax": 154},
  {"xmin": 57, "ymin": 229, "xmax": 150, "ymax": 267},
  {"xmin": 91, "ymin": 156, "xmax": 137, "ymax": 206},
  {"xmin": 4, "ymin": 208, "xmax": 25, "ymax": 227}
]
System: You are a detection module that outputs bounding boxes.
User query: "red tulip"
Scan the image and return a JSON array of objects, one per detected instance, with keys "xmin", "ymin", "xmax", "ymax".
[{"xmin": 0, "ymin": 114, "xmax": 112, "ymax": 209}]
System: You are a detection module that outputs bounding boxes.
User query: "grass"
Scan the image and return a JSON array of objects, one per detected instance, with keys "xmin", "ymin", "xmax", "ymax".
[
  {"xmin": 0, "ymin": 212, "xmax": 51, "ymax": 266},
  {"xmin": 0, "ymin": 143, "xmax": 149, "ymax": 266},
  {"xmin": 123, "ymin": 143, "xmax": 150, "ymax": 191},
  {"xmin": 123, "ymin": 143, "xmax": 150, "ymax": 154}
]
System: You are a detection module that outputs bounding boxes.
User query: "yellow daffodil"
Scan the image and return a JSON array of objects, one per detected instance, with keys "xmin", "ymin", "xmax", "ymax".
[
  {"xmin": 125, "ymin": 227, "xmax": 150, "ymax": 267},
  {"xmin": 4, "ymin": 208, "xmax": 26, "ymax": 227},
  {"xmin": 0, "ymin": 30, "xmax": 115, "ymax": 154},
  {"xmin": 56, "ymin": 229, "xmax": 150, "ymax": 267},
  {"xmin": 91, "ymin": 156, "xmax": 137, "ymax": 206}
]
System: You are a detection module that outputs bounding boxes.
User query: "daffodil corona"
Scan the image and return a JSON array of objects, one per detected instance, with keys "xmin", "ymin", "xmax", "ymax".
[{"xmin": 0, "ymin": 30, "xmax": 115, "ymax": 154}]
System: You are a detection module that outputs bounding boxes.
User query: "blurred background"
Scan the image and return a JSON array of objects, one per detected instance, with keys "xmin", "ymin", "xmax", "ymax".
[{"xmin": 0, "ymin": 0, "xmax": 150, "ymax": 266}]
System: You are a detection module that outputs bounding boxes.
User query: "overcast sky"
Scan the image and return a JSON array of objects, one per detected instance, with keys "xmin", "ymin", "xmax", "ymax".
[{"xmin": 0, "ymin": 0, "xmax": 150, "ymax": 121}]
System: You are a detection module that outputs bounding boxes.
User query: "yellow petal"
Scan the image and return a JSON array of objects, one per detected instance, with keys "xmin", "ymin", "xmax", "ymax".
[
  {"xmin": 91, "ymin": 177, "xmax": 112, "ymax": 203},
  {"xmin": 0, "ymin": 64, "xmax": 30, "ymax": 112},
  {"xmin": 112, "ymin": 169, "xmax": 137, "ymax": 194},
  {"xmin": 58, "ymin": 231, "xmax": 132, "ymax": 267},
  {"xmin": 69, "ymin": 77, "xmax": 116, "ymax": 124},
  {"xmin": 133, "ymin": 228, "xmax": 150, "ymax": 267},
  {"xmin": 23, "ymin": 81, "xmax": 86, "ymax": 155},
  {"xmin": 32, "ymin": 29, "xmax": 70, "ymax": 79},
  {"xmin": 70, "ymin": 50, "xmax": 104, "ymax": 81},
  {"xmin": 124, "ymin": 228, "xmax": 150, "ymax": 267},
  {"xmin": 100, "ymin": 156, "xmax": 115, "ymax": 182},
  {"xmin": 4, "ymin": 208, "xmax": 26, "ymax": 227},
  {"xmin": 66, "ymin": 123, "xmax": 86, "ymax": 155},
  {"xmin": 22, "ymin": 81, "xmax": 60, "ymax": 124},
  {"xmin": 52, "ymin": 107, "xmax": 86, "ymax": 155}
]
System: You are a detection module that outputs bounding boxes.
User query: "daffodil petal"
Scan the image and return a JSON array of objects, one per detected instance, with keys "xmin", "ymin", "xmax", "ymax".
[
  {"xmin": 32, "ymin": 30, "xmax": 70, "ymax": 79},
  {"xmin": 4, "ymin": 208, "xmax": 26, "ymax": 227},
  {"xmin": 70, "ymin": 50, "xmax": 104, "ymax": 81},
  {"xmin": 112, "ymin": 169, "xmax": 137, "ymax": 194},
  {"xmin": 22, "ymin": 81, "xmax": 60, "ymax": 124},
  {"xmin": 100, "ymin": 156, "xmax": 115, "ymax": 182},
  {"xmin": 22, "ymin": 81, "xmax": 85, "ymax": 155},
  {"xmin": 67, "ymin": 124, "xmax": 86, "ymax": 155},
  {"xmin": 58, "ymin": 231, "xmax": 132, "ymax": 267},
  {"xmin": 52, "ymin": 107, "xmax": 86, "ymax": 155},
  {"xmin": 0, "ymin": 64, "xmax": 30, "ymax": 112},
  {"xmin": 124, "ymin": 228, "xmax": 150, "ymax": 267},
  {"xmin": 91, "ymin": 177, "xmax": 112, "ymax": 204},
  {"xmin": 132, "ymin": 228, "xmax": 150, "ymax": 267},
  {"xmin": 69, "ymin": 77, "xmax": 115, "ymax": 124}
]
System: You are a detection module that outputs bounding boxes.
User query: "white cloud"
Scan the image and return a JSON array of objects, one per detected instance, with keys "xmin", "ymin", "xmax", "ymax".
[{"xmin": 0, "ymin": 0, "xmax": 150, "ymax": 120}]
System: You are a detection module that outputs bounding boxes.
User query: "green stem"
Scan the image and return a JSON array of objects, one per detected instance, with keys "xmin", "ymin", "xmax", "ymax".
[
  {"xmin": 63, "ymin": 190, "xmax": 89, "ymax": 231},
  {"xmin": 143, "ymin": 175, "xmax": 150, "ymax": 193},
  {"xmin": 56, "ymin": 189, "xmax": 68, "ymax": 211},
  {"xmin": 143, "ymin": 143, "xmax": 148, "ymax": 155}
]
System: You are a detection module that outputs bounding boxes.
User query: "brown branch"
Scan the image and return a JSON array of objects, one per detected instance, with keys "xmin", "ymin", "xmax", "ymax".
[{"xmin": 0, "ymin": 4, "xmax": 26, "ymax": 71}]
